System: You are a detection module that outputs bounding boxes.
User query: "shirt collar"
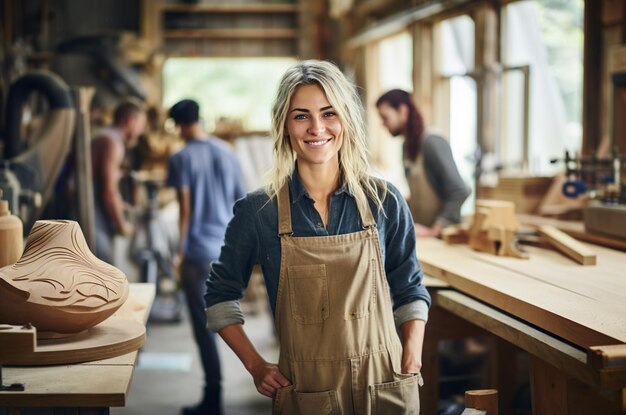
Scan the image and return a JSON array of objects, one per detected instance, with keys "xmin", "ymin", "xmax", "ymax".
[{"xmin": 288, "ymin": 166, "xmax": 352, "ymax": 204}]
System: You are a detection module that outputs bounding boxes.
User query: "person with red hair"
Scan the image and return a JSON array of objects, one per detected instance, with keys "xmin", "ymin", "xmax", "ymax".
[{"xmin": 377, "ymin": 89, "xmax": 470, "ymax": 237}]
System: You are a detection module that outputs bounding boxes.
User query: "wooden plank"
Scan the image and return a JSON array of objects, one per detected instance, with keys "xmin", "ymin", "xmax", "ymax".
[
  {"xmin": 141, "ymin": 0, "xmax": 161, "ymax": 48},
  {"xmin": 517, "ymin": 215, "xmax": 626, "ymax": 251},
  {"xmin": 0, "ymin": 365, "xmax": 133, "ymax": 407},
  {"xmin": 160, "ymin": 3, "xmax": 299, "ymax": 13},
  {"xmin": 163, "ymin": 28, "xmax": 298, "ymax": 39},
  {"xmin": 418, "ymin": 238, "xmax": 626, "ymax": 347},
  {"xmin": 473, "ymin": 245, "xmax": 626, "ymax": 307},
  {"xmin": 537, "ymin": 225, "xmax": 596, "ymax": 265},
  {"xmin": 114, "ymin": 282, "xmax": 156, "ymax": 325},
  {"xmin": 0, "ymin": 319, "xmax": 145, "ymax": 366},
  {"xmin": 82, "ymin": 350, "xmax": 138, "ymax": 366},
  {"xmin": 423, "ymin": 274, "xmax": 449, "ymax": 288}
]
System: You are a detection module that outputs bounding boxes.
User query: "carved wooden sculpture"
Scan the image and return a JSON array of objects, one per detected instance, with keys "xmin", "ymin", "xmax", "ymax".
[
  {"xmin": 468, "ymin": 200, "xmax": 528, "ymax": 259},
  {"xmin": 443, "ymin": 200, "xmax": 528, "ymax": 259},
  {"xmin": 0, "ymin": 220, "xmax": 129, "ymax": 338}
]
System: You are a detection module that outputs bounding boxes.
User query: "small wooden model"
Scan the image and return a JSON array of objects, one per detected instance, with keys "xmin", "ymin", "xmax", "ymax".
[
  {"xmin": 463, "ymin": 200, "xmax": 528, "ymax": 259},
  {"xmin": 0, "ymin": 220, "xmax": 129, "ymax": 338}
]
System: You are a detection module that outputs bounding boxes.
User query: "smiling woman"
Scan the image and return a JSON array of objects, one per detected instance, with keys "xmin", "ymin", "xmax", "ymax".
[
  {"xmin": 286, "ymin": 84, "xmax": 343, "ymax": 185},
  {"xmin": 203, "ymin": 60, "xmax": 431, "ymax": 414}
]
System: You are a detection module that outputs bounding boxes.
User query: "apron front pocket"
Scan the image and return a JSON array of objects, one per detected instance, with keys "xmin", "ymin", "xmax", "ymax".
[
  {"xmin": 273, "ymin": 385, "xmax": 340, "ymax": 415},
  {"xmin": 288, "ymin": 264, "xmax": 329, "ymax": 324},
  {"xmin": 369, "ymin": 373, "xmax": 421, "ymax": 415}
]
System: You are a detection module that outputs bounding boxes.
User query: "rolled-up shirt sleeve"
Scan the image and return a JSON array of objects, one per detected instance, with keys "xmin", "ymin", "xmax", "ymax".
[
  {"xmin": 382, "ymin": 184, "xmax": 431, "ymax": 323},
  {"xmin": 205, "ymin": 196, "xmax": 259, "ymax": 332}
]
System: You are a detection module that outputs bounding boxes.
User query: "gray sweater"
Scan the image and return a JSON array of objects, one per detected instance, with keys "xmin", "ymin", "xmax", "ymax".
[{"xmin": 409, "ymin": 133, "xmax": 470, "ymax": 225}]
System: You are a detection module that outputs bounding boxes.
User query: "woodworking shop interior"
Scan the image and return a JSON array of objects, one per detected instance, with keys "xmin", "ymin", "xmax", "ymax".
[{"xmin": 1, "ymin": 1, "xmax": 625, "ymax": 415}]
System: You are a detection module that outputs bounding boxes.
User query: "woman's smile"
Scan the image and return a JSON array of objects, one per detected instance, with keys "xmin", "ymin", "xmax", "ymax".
[{"xmin": 286, "ymin": 83, "xmax": 343, "ymax": 167}]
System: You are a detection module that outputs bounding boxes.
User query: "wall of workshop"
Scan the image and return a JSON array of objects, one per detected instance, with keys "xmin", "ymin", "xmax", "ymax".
[{"xmin": 2, "ymin": 0, "xmax": 143, "ymax": 110}]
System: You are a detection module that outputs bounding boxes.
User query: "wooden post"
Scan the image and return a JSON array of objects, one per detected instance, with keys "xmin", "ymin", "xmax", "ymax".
[
  {"xmin": 489, "ymin": 337, "xmax": 516, "ymax": 414},
  {"xmin": 72, "ymin": 87, "xmax": 96, "ymax": 251},
  {"xmin": 465, "ymin": 389, "xmax": 498, "ymax": 415}
]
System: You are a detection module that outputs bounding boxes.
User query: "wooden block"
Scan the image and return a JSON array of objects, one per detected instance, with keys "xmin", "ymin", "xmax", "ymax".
[
  {"xmin": 0, "ymin": 324, "xmax": 37, "ymax": 360},
  {"xmin": 539, "ymin": 225, "xmax": 597, "ymax": 265},
  {"xmin": 465, "ymin": 389, "xmax": 498, "ymax": 414},
  {"xmin": 0, "ymin": 317, "xmax": 145, "ymax": 366},
  {"xmin": 0, "ymin": 364, "xmax": 132, "ymax": 406},
  {"xmin": 442, "ymin": 225, "xmax": 469, "ymax": 244},
  {"xmin": 588, "ymin": 344, "xmax": 626, "ymax": 370}
]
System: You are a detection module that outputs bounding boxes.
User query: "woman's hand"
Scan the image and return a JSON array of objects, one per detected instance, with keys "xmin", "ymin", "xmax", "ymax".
[
  {"xmin": 414, "ymin": 222, "xmax": 443, "ymax": 238},
  {"xmin": 401, "ymin": 343, "xmax": 423, "ymax": 374},
  {"xmin": 400, "ymin": 319, "xmax": 426, "ymax": 374},
  {"xmin": 248, "ymin": 358, "xmax": 291, "ymax": 398},
  {"xmin": 218, "ymin": 324, "xmax": 291, "ymax": 398}
]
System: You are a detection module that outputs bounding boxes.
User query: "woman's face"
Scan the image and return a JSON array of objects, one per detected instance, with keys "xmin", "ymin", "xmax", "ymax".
[
  {"xmin": 286, "ymin": 84, "xmax": 343, "ymax": 169},
  {"xmin": 377, "ymin": 101, "xmax": 406, "ymax": 137}
]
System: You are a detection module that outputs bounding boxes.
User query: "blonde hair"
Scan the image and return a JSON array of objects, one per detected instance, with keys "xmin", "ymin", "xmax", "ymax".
[{"xmin": 266, "ymin": 59, "xmax": 388, "ymax": 215}]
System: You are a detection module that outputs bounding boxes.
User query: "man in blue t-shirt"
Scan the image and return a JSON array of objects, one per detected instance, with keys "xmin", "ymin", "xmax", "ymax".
[{"xmin": 167, "ymin": 99, "xmax": 246, "ymax": 415}]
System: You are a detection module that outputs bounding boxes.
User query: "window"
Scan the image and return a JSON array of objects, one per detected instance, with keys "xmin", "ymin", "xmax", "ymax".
[
  {"xmin": 379, "ymin": 32, "xmax": 413, "ymax": 91},
  {"xmin": 366, "ymin": 31, "xmax": 413, "ymax": 195},
  {"xmin": 502, "ymin": 0, "xmax": 583, "ymax": 174},
  {"xmin": 162, "ymin": 57, "xmax": 297, "ymax": 132},
  {"xmin": 438, "ymin": 15, "xmax": 477, "ymax": 216}
]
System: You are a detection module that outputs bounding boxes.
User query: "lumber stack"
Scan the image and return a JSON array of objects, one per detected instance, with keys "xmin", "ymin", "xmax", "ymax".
[{"xmin": 479, "ymin": 175, "xmax": 552, "ymax": 214}]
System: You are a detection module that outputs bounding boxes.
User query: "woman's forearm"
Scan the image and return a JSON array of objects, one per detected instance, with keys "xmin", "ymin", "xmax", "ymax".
[
  {"xmin": 399, "ymin": 319, "xmax": 426, "ymax": 374},
  {"xmin": 218, "ymin": 324, "xmax": 291, "ymax": 397},
  {"xmin": 219, "ymin": 324, "xmax": 265, "ymax": 372}
]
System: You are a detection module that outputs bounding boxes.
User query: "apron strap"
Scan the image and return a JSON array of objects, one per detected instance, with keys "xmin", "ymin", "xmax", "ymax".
[
  {"xmin": 277, "ymin": 183, "xmax": 293, "ymax": 236},
  {"xmin": 358, "ymin": 196, "xmax": 377, "ymax": 229},
  {"xmin": 277, "ymin": 179, "xmax": 376, "ymax": 234}
]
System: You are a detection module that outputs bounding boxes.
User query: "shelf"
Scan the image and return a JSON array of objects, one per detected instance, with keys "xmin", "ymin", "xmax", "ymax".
[
  {"xmin": 160, "ymin": 3, "xmax": 299, "ymax": 13},
  {"xmin": 163, "ymin": 28, "xmax": 298, "ymax": 39}
]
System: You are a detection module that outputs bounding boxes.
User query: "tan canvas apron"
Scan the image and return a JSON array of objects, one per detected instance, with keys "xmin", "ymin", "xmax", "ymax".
[
  {"xmin": 272, "ymin": 184, "xmax": 422, "ymax": 415},
  {"xmin": 406, "ymin": 151, "xmax": 442, "ymax": 227}
]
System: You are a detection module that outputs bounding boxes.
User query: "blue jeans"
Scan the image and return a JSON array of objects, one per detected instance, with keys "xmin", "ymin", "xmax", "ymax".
[{"xmin": 180, "ymin": 259, "xmax": 222, "ymax": 396}]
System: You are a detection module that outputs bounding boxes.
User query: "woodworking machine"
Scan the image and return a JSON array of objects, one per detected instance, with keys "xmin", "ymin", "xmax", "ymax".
[{"xmin": 552, "ymin": 149, "xmax": 626, "ymax": 239}]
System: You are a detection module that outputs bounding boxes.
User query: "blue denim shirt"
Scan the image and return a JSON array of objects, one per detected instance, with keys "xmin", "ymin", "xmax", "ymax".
[{"xmin": 205, "ymin": 170, "xmax": 431, "ymax": 331}]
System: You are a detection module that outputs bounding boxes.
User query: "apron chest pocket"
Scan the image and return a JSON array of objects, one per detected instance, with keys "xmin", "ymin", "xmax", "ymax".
[
  {"xmin": 369, "ymin": 373, "xmax": 421, "ymax": 415},
  {"xmin": 288, "ymin": 264, "xmax": 329, "ymax": 324}
]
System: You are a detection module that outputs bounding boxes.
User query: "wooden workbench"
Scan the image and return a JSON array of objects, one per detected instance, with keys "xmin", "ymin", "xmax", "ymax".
[
  {"xmin": 418, "ymin": 238, "xmax": 626, "ymax": 415},
  {"xmin": 0, "ymin": 283, "xmax": 155, "ymax": 414}
]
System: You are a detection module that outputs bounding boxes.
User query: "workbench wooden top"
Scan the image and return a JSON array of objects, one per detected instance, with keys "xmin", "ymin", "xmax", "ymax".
[
  {"xmin": 0, "ymin": 282, "xmax": 155, "ymax": 408},
  {"xmin": 416, "ymin": 238, "xmax": 626, "ymax": 349}
]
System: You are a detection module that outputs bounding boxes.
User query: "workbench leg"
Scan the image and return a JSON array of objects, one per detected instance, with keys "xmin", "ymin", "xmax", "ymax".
[
  {"xmin": 422, "ymin": 327, "xmax": 439, "ymax": 415},
  {"xmin": 489, "ymin": 337, "xmax": 517, "ymax": 415},
  {"xmin": 423, "ymin": 304, "xmax": 492, "ymax": 415},
  {"xmin": 529, "ymin": 355, "xmax": 568, "ymax": 415},
  {"xmin": 529, "ymin": 355, "xmax": 624, "ymax": 415}
]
